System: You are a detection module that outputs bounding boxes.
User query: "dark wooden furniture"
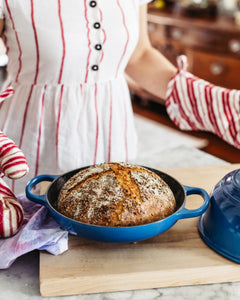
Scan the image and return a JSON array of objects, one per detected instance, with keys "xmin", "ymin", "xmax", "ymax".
[
  {"xmin": 129, "ymin": 6, "xmax": 240, "ymax": 103},
  {"xmin": 147, "ymin": 7, "xmax": 240, "ymax": 90}
]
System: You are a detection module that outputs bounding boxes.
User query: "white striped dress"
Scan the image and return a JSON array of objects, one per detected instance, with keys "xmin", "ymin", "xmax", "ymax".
[{"xmin": 0, "ymin": 0, "xmax": 151, "ymax": 194}]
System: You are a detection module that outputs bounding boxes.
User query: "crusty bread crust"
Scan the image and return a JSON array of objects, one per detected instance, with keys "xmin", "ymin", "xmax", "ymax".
[{"xmin": 57, "ymin": 163, "xmax": 176, "ymax": 226}]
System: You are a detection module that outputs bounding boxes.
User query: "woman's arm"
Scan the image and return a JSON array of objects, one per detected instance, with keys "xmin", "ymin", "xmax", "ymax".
[
  {"xmin": 125, "ymin": 5, "xmax": 176, "ymax": 100},
  {"xmin": 0, "ymin": 19, "xmax": 4, "ymax": 36},
  {"xmin": 126, "ymin": 5, "xmax": 240, "ymax": 150}
]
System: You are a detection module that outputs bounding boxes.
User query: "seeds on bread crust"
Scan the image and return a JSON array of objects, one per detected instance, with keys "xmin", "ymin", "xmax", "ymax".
[{"xmin": 57, "ymin": 163, "xmax": 176, "ymax": 226}]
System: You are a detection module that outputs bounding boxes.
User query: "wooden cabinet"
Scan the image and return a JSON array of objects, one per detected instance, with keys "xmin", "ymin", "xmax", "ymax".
[
  {"xmin": 147, "ymin": 8, "xmax": 240, "ymax": 90},
  {"xmin": 185, "ymin": 49, "xmax": 240, "ymax": 88},
  {"xmin": 128, "ymin": 7, "xmax": 240, "ymax": 103}
]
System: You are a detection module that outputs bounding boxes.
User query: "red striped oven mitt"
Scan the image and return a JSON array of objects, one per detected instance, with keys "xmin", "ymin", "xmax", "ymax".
[
  {"xmin": 166, "ymin": 55, "xmax": 240, "ymax": 149},
  {"xmin": 0, "ymin": 88, "xmax": 29, "ymax": 238}
]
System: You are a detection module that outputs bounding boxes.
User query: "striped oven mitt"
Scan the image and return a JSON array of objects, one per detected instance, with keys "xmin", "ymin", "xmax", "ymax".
[
  {"xmin": 0, "ymin": 88, "xmax": 29, "ymax": 238},
  {"xmin": 166, "ymin": 55, "xmax": 240, "ymax": 149}
]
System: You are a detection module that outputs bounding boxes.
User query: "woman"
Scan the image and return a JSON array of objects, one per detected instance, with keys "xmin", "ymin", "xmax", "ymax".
[
  {"xmin": 0, "ymin": 0, "xmax": 239, "ymax": 197},
  {"xmin": 0, "ymin": 0, "xmax": 174, "ymax": 195}
]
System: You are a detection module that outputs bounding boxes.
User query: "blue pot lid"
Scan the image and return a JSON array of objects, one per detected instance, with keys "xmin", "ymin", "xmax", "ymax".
[{"xmin": 198, "ymin": 216, "xmax": 240, "ymax": 264}]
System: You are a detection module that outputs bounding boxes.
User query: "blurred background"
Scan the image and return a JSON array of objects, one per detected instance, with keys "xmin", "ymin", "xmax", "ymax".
[{"xmin": 128, "ymin": 0, "xmax": 240, "ymax": 163}]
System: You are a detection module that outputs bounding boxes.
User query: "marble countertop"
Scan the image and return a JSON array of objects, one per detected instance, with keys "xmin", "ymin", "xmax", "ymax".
[{"xmin": 1, "ymin": 115, "xmax": 240, "ymax": 300}]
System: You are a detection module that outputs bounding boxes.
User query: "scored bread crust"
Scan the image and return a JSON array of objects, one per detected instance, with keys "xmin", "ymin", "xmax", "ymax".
[{"xmin": 57, "ymin": 162, "xmax": 176, "ymax": 226}]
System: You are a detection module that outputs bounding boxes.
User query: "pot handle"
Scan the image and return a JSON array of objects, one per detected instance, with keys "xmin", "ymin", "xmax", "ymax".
[
  {"xmin": 175, "ymin": 185, "xmax": 210, "ymax": 219},
  {"xmin": 25, "ymin": 174, "xmax": 58, "ymax": 206}
]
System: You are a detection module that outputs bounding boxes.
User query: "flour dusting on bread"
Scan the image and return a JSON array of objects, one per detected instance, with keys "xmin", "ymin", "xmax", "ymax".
[{"xmin": 57, "ymin": 162, "xmax": 176, "ymax": 226}]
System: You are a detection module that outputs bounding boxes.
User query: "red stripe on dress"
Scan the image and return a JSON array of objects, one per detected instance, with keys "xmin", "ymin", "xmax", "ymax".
[
  {"xmin": 30, "ymin": 0, "xmax": 40, "ymax": 85},
  {"xmin": 99, "ymin": 8, "xmax": 106, "ymax": 63},
  {"xmin": 108, "ymin": 82, "xmax": 113, "ymax": 162},
  {"xmin": 55, "ymin": 0, "xmax": 66, "ymax": 163},
  {"xmin": 19, "ymin": 84, "xmax": 34, "ymax": 148},
  {"xmin": 123, "ymin": 100, "xmax": 128, "ymax": 162},
  {"xmin": 115, "ymin": 0, "xmax": 129, "ymax": 78},
  {"xmin": 100, "ymin": 28, "xmax": 106, "ymax": 63},
  {"xmin": 93, "ymin": 83, "xmax": 99, "ymax": 165},
  {"xmin": 57, "ymin": 0, "xmax": 66, "ymax": 83},
  {"xmin": 19, "ymin": 0, "xmax": 40, "ymax": 147},
  {"xmin": 5, "ymin": 0, "xmax": 22, "ymax": 82},
  {"xmin": 35, "ymin": 85, "xmax": 46, "ymax": 176},
  {"xmin": 56, "ymin": 85, "xmax": 64, "ymax": 166},
  {"xmin": 84, "ymin": 0, "xmax": 92, "ymax": 83},
  {"xmin": 80, "ymin": 83, "xmax": 83, "ymax": 96}
]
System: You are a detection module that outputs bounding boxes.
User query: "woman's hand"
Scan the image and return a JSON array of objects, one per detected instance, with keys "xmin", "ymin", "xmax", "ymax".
[
  {"xmin": 166, "ymin": 55, "xmax": 240, "ymax": 149},
  {"xmin": 0, "ymin": 178, "xmax": 24, "ymax": 238},
  {"xmin": 0, "ymin": 18, "xmax": 4, "ymax": 36},
  {"xmin": 0, "ymin": 132, "xmax": 28, "ymax": 237},
  {"xmin": 0, "ymin": 87, "xmax": 29, "ymax": 237}
]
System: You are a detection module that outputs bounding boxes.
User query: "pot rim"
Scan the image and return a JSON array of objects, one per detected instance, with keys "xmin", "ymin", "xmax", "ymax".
[
  {"xmin": 198, "ymin": 215, "xmax": 240, "ymax": 264},
  {"xmin": 44, "ymin": 166, "xmax": 186, "ymax": 228},
  {"xmin": 26, "ymin": 165, "xmax": 210, "ymax": 231}
]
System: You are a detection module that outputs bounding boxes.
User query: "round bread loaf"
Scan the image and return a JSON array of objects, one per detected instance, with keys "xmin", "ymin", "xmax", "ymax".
[{"xmin": 57, "ymin": 162, "xmax": 176, "ymax": 226}]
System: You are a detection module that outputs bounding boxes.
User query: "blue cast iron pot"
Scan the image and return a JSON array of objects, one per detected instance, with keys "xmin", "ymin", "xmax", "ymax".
[
  {"xmin": 198, "ymin": 169, "xmax": 240, "ymax": 263},
  {"xmin": 26, "ymin": 166, "xmax": 209, "ymax": 243}
]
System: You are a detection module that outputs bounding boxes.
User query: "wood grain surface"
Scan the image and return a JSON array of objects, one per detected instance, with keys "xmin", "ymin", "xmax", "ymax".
[{"xmin": 39, "ymin": 164, "xmax": 240, "ymax": 297}]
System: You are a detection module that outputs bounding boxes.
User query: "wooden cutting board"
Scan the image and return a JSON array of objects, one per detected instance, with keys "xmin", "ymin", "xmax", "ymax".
[{"xmin": 39, "ymin": 164, "xmax": 240, "ymax": 297}]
